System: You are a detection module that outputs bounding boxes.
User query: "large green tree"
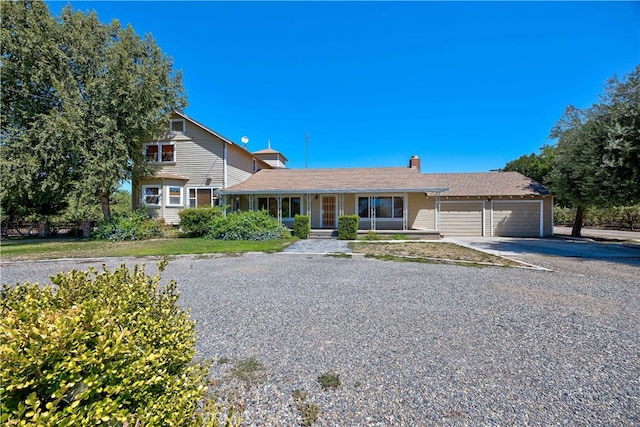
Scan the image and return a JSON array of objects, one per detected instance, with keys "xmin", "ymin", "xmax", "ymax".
[
  {"xmin": 1, "ymin": 1, "xmax": 186, "ymax": 221},
  {"xmin": 549, "ymin": 66, "xmax": 640, "ymax": 236}
]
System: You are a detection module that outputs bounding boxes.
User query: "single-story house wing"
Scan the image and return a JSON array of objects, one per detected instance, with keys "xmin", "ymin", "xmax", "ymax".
[{"xmin": 218, "ymin": 158, "xmax": 553, "ymax": 237}]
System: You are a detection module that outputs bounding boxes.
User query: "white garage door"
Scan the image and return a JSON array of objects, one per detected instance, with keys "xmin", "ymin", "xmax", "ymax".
[
  {"xmin": 439, "ymin": 202, "xmax": 484, "ymax": 236},
  {"xmin": 492, "ymin": 201, "xmax": 541, "ymax": 237}
]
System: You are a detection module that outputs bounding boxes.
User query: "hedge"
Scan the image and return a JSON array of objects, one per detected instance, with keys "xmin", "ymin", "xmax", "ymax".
[
  {"xmin": 337, "ymin": 215, "xmax": 359, "ymax": 240},
  {"xmin": 206, "ymin": 210, "xmax": 291, "ymax": 241},
  {"xmin": 293, "ymin": 215, "xmax": 311, "ymax": 239},
  {"xmin": 0, "ymin": 262, "xmax": 237, "ymax": 426},
  {"xmin": 179, "ymin": 207, "xmax": 225, "ymax": 237}
]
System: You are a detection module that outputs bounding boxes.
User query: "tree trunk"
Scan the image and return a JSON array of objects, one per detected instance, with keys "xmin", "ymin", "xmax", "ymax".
[
  {"xmin": 100, "ymin": 190, "xmax": 112, "ymax": 221},
  {"xmin": 572, "ymin": 205, "xmax": 585, "ymax": 237}
]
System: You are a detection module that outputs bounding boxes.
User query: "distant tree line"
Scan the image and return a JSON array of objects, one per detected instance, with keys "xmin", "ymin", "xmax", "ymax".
[{"xmin": 504, "ymin": 66, "xmax": 639, "ymax": 237}]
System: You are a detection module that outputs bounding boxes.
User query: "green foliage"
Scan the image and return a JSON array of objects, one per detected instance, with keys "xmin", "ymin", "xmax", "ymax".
[
  {"xmin": 554, "ymin": 204, "xmax": 640, "ymax": 231},
  {"xmin": 549, "ymin": 66, "xmax": 640, "ymax": 235},
  {"xmin": 179, "ymin": 207, "xmax": 224, "ymax": 237},
  {"xmin": 337, "ymin": 215, "xmax": 359, "ymax": 240},
  {"xmin": 0, "ymin": 263, "xmax": 237, "ymax": 426},
  {"xmin": 293, "ymin": 215, "xmax": 311, "ymax": 239},
  {"xmin": 93, "ymin": 209, "xmax": 162, "ymax": 241},
  {"xmin": 317, "ymin": 371, "xmax": 341, "ymax": 390},
  {"xmin": 0, "ymin": 0, "xmax": 186, "ymax": 221},
  {"xmin": 206, "ymin": 210, "xmax": 291, "ymax": 241},
  {"xmin": 503, "ymin": 145, "xmax": 555, "ymax": 185}
]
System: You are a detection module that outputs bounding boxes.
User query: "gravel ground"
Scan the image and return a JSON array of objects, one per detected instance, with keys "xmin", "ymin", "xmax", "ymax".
[{"xmin": 2, "ymin": 253, "xmax": 639, "ymax": 426}]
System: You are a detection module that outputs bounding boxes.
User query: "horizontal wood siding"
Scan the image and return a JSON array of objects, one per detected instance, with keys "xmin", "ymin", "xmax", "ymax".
[
  {"xmin": 227, "ymin": 144, "xmax": 255, "ymax": 187},
  {"xmin": 492, "ymin": 201, "xmax": 541, "ymax": 237},
  {"xmin": 408, "ymin": 193, "xmax": 435, "ymax": 230},
  {"xmin": 439, "ymin": 202, "xmax": 484, "ymax": 236}
]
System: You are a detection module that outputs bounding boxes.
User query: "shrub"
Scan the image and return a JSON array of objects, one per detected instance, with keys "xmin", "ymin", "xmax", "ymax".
[
  {"xmin": 206, "ymin": 210, "xmax": 291, "ymax": 241},
  {"xmin": 337, "ymin": 215, "xmax": 359, "ymax": 240},
  {"xmin": 293, "ymin": 215, "xmax": 311, "ymax": 239},
  {"xmin": 0, "ymin": 263, "xmax": 237, "ymax": 426},
  {"xmin": 93, "ymin": 209, "xmax": 162, "ymax": 241},
  {"xmin": 179, "ymin": 207, "xmax": 225, "ymax": 237}
]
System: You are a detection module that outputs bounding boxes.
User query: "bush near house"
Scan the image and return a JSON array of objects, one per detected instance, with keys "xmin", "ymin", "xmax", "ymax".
[
  {"xmin": 179, "ymin": 207, "xmax": 225, "ymax": 237},
  {"xmin": 337, "ymin": 215, "xmax": 359, "ymax": 240},
  {"xmin": 0, "ymin": 263, "xmax": 235, "ymax": 426},
  {"xmin": 93, "ymin": 209, "xmax": 162, "ymax": 241},
  {"xmin": 293, "ymin": 215, "xmax": 311, "ymax": 239},
  {"xmin": 554, "ymin": 204, "xmax": 640, "ymax": 231},
  {"xmin": 206, "ymin": 210, "xmax": 291, "ymax": 241}
]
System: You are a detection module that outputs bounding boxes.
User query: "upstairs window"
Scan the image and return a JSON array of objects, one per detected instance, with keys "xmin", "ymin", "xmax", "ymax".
[
  {"xmin": 144, "ymin": 143, "xmax": 175, "ymax": 163},
  {"xmin": 170, "ymin": 119, "xmax": 185, "ymax": 133}
]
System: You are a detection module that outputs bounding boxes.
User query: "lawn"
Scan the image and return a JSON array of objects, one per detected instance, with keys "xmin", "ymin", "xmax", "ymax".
[
  {"xmin": 350, "ymin": 241, "xmax": 523, "ymax": 267},
  {"xmin": 0, "ymin": 237, "xmax": 294, "ymax": 261}
]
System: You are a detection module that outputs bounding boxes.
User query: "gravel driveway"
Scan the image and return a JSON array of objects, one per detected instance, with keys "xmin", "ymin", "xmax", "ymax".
[{"xmin": 2, "ymin": 253, "xmax": 639, "ymax": 425}]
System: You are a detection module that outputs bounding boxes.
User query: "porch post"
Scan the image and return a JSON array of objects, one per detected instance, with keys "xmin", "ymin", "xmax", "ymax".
[
  {"xmin": 249, "ymin": 195, "xmax": 254, "ymax": 211},
  {"xmin": 403, "ymin": 193, "xmax": 408, "ymax": 230},
  {"xmin": 277, "ymin": 195, "xmax": 282, "ymax": 223}
]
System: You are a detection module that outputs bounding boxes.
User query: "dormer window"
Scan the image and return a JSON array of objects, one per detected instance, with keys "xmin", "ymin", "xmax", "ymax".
[
  {"xmin": 170, "ymin": 119, "xmax": 185, "ymax": 133},
  {"xmin": 144, "ymin": 142, "xmax": 175, "ymax": 163},
  {"xmin": 252, "ymin": 159, "xmax": 258, "ymax": 172}
]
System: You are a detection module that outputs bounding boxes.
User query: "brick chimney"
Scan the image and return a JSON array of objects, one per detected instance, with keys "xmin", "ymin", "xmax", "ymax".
[{"xmin": 409, "ymin": 155, "xmax": 421, "ymax": 171}]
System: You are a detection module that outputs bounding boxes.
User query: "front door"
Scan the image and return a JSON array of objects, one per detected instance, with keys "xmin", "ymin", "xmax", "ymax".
[{"xmin": 321, "ymin": 196, "xmax": 336, "ymax": 228}]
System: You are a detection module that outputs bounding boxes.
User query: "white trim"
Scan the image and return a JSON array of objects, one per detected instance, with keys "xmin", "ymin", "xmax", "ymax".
[
  {"xmin": 223, "ymin": 144, "xmax": 228, "ymax": 188},
  {"xmin": 170, "ymin": 119, "xmax": 185, "ymax": 133},
  {"xmin": 143, "ymin": 142, "xmax": 176, "ymax": 163},
  {"xmin": 166, "ymin": 185, "xmax": 184, "ymax": 207},
  {"xmin": 187, "ymin": 187, "xmax": 219, "ymax": 208},
  {"xmin": 550, "ymin": 197, "xmax": 554, "ymax": 236},
  {"xmin": 492, "ymin": 200, "xmax": 543, "ymax": 238},
  {"xmin": 437, "ymin": 200, "xmax": 485, "ymax": 236},
  {"xmin": 142, "ymin": 185, "xmax": 161, "ymax": 206}
]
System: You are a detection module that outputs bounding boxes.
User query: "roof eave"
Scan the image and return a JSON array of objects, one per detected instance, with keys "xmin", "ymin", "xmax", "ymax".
[{"xmin": 217, "ymin": 187, "xmax": 450, "ymax": 195}]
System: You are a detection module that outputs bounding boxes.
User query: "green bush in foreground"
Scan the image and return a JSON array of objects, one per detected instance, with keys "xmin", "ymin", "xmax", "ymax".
[
  {"xmin": 179, "ymin": 207, "xmax": 225, "ymax": 237},
  {"xmin": 206, "ymin": 210, "xmax": 291, "ymax": 241},
  {"xmin": 0, "ymin": 262, "xmax": 238, "ymax": 426},
  {"xmin": 293, "ymin": 215, "xmax": 311, "ymax": 239},
  {"xmin": 93, "ymin": 209, "xmax": 162, "ymax": 241},
  {"xmin": 337, "ymin": 215, "xmax": 359, "ymax": 240}
]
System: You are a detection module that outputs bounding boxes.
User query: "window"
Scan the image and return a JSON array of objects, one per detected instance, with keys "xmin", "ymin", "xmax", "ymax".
[
  {"xmin": 257, "ymin": 197, "xmax": 300, "ymax": 218},
  {"xmin": 188, "ymin": 188, "xmax": 218, "ymax": 208},
  {"xmin": 170, "ymin": 119, "xmax": 185, "ymax": 133},
  {"xmin": 252, "ymin": 159, "xmax": 258, "ymax": 173},
  {"xmin": 143, "ymin": 186, "xmax": 161, "ymax": 205},
  {"xmin": 282, "ymin": 197, "xmax": 301, "ymax": 218},
  {"xmin": 143, "ymin": 143, "xmax": 175, "ymax": 163},
  {"xmin": 167, "ymin": 186, "xmax": 183, "ymax": 206},
  {"xmin": 358, "ymin": 196, "xmax": 404, "ymax": 218}
]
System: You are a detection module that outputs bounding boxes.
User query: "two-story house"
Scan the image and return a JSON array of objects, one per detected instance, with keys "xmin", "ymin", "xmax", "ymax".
[{"xmin": 135, "ymin": 112, "xmax": 553, "ymax": 237}]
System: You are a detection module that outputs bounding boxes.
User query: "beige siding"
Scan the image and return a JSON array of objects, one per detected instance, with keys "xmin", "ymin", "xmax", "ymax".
[
  {"xmin": 227, "ymin": 144, "xmax": 255, "ymax": 187},
  {"xmin": 343, "ymin": 194, "xmax": 355, "ymax": 215},
  {"xmin": 492, "ymin": 201, "xmax": 541, "ymax": 237},
  {"xmin": 439, "ymin": 201, "xmax": 484, "ymax": 236},
  {"xmin": 408, "ymin": 193, "xmax": 435, "ymax": 229}
]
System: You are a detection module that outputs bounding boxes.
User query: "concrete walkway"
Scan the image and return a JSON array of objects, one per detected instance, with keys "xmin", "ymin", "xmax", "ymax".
[{"xmin": 282, "ymin": 239, "xmax": 352, "ymax": 254}]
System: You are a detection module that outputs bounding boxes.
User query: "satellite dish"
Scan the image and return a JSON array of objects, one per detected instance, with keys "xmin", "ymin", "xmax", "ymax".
[{"xmin": 241, "ymin": 136, "xmax": 249, "ymax": 150}]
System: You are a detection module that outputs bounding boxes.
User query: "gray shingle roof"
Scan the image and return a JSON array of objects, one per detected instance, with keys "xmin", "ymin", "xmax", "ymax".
[{"xmin": 218, "ymin": 168, "xmax": 548, "ymax": 196}]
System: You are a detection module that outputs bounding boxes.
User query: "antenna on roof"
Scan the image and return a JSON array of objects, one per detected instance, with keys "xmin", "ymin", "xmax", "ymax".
[
  {"xmin": 305, "ymin": 132, "xmax": 309, "ymax": 168},
  {"xmin": 268, "ymin": 139, "xmax": 271, "ymax": 149},
  {"xmin": 241, "ymin": 136, "xmax": 249, "ymax": 150}
]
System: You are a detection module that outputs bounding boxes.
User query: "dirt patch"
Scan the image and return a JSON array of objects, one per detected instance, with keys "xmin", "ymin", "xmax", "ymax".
[{"xmin": 350, "ymin": 242, "xmax": 524, "ymax": 267}]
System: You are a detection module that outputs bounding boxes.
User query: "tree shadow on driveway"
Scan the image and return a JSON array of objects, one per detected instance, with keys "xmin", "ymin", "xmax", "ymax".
[{"xmin": 446, "ymin": 236, "xmax": 640, "ymax": 267}]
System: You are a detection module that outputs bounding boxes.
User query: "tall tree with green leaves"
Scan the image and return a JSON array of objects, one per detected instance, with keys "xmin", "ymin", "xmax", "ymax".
[
  {"xmin": 549, "ymin": 66, "xmax": 640, "ymax": 236},
  {"xmin": 0, "ymin": 0, "xmax": 78, "ymax": 220},
  {"xmin": 1, "ymin": 1, "xmax": 186, "ymax": 221}
]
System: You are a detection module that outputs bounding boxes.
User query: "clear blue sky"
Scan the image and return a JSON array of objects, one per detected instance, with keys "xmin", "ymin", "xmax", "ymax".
[{"xmin": 47, "ymin": 1, "xmax": 639, "ymax": 172}]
